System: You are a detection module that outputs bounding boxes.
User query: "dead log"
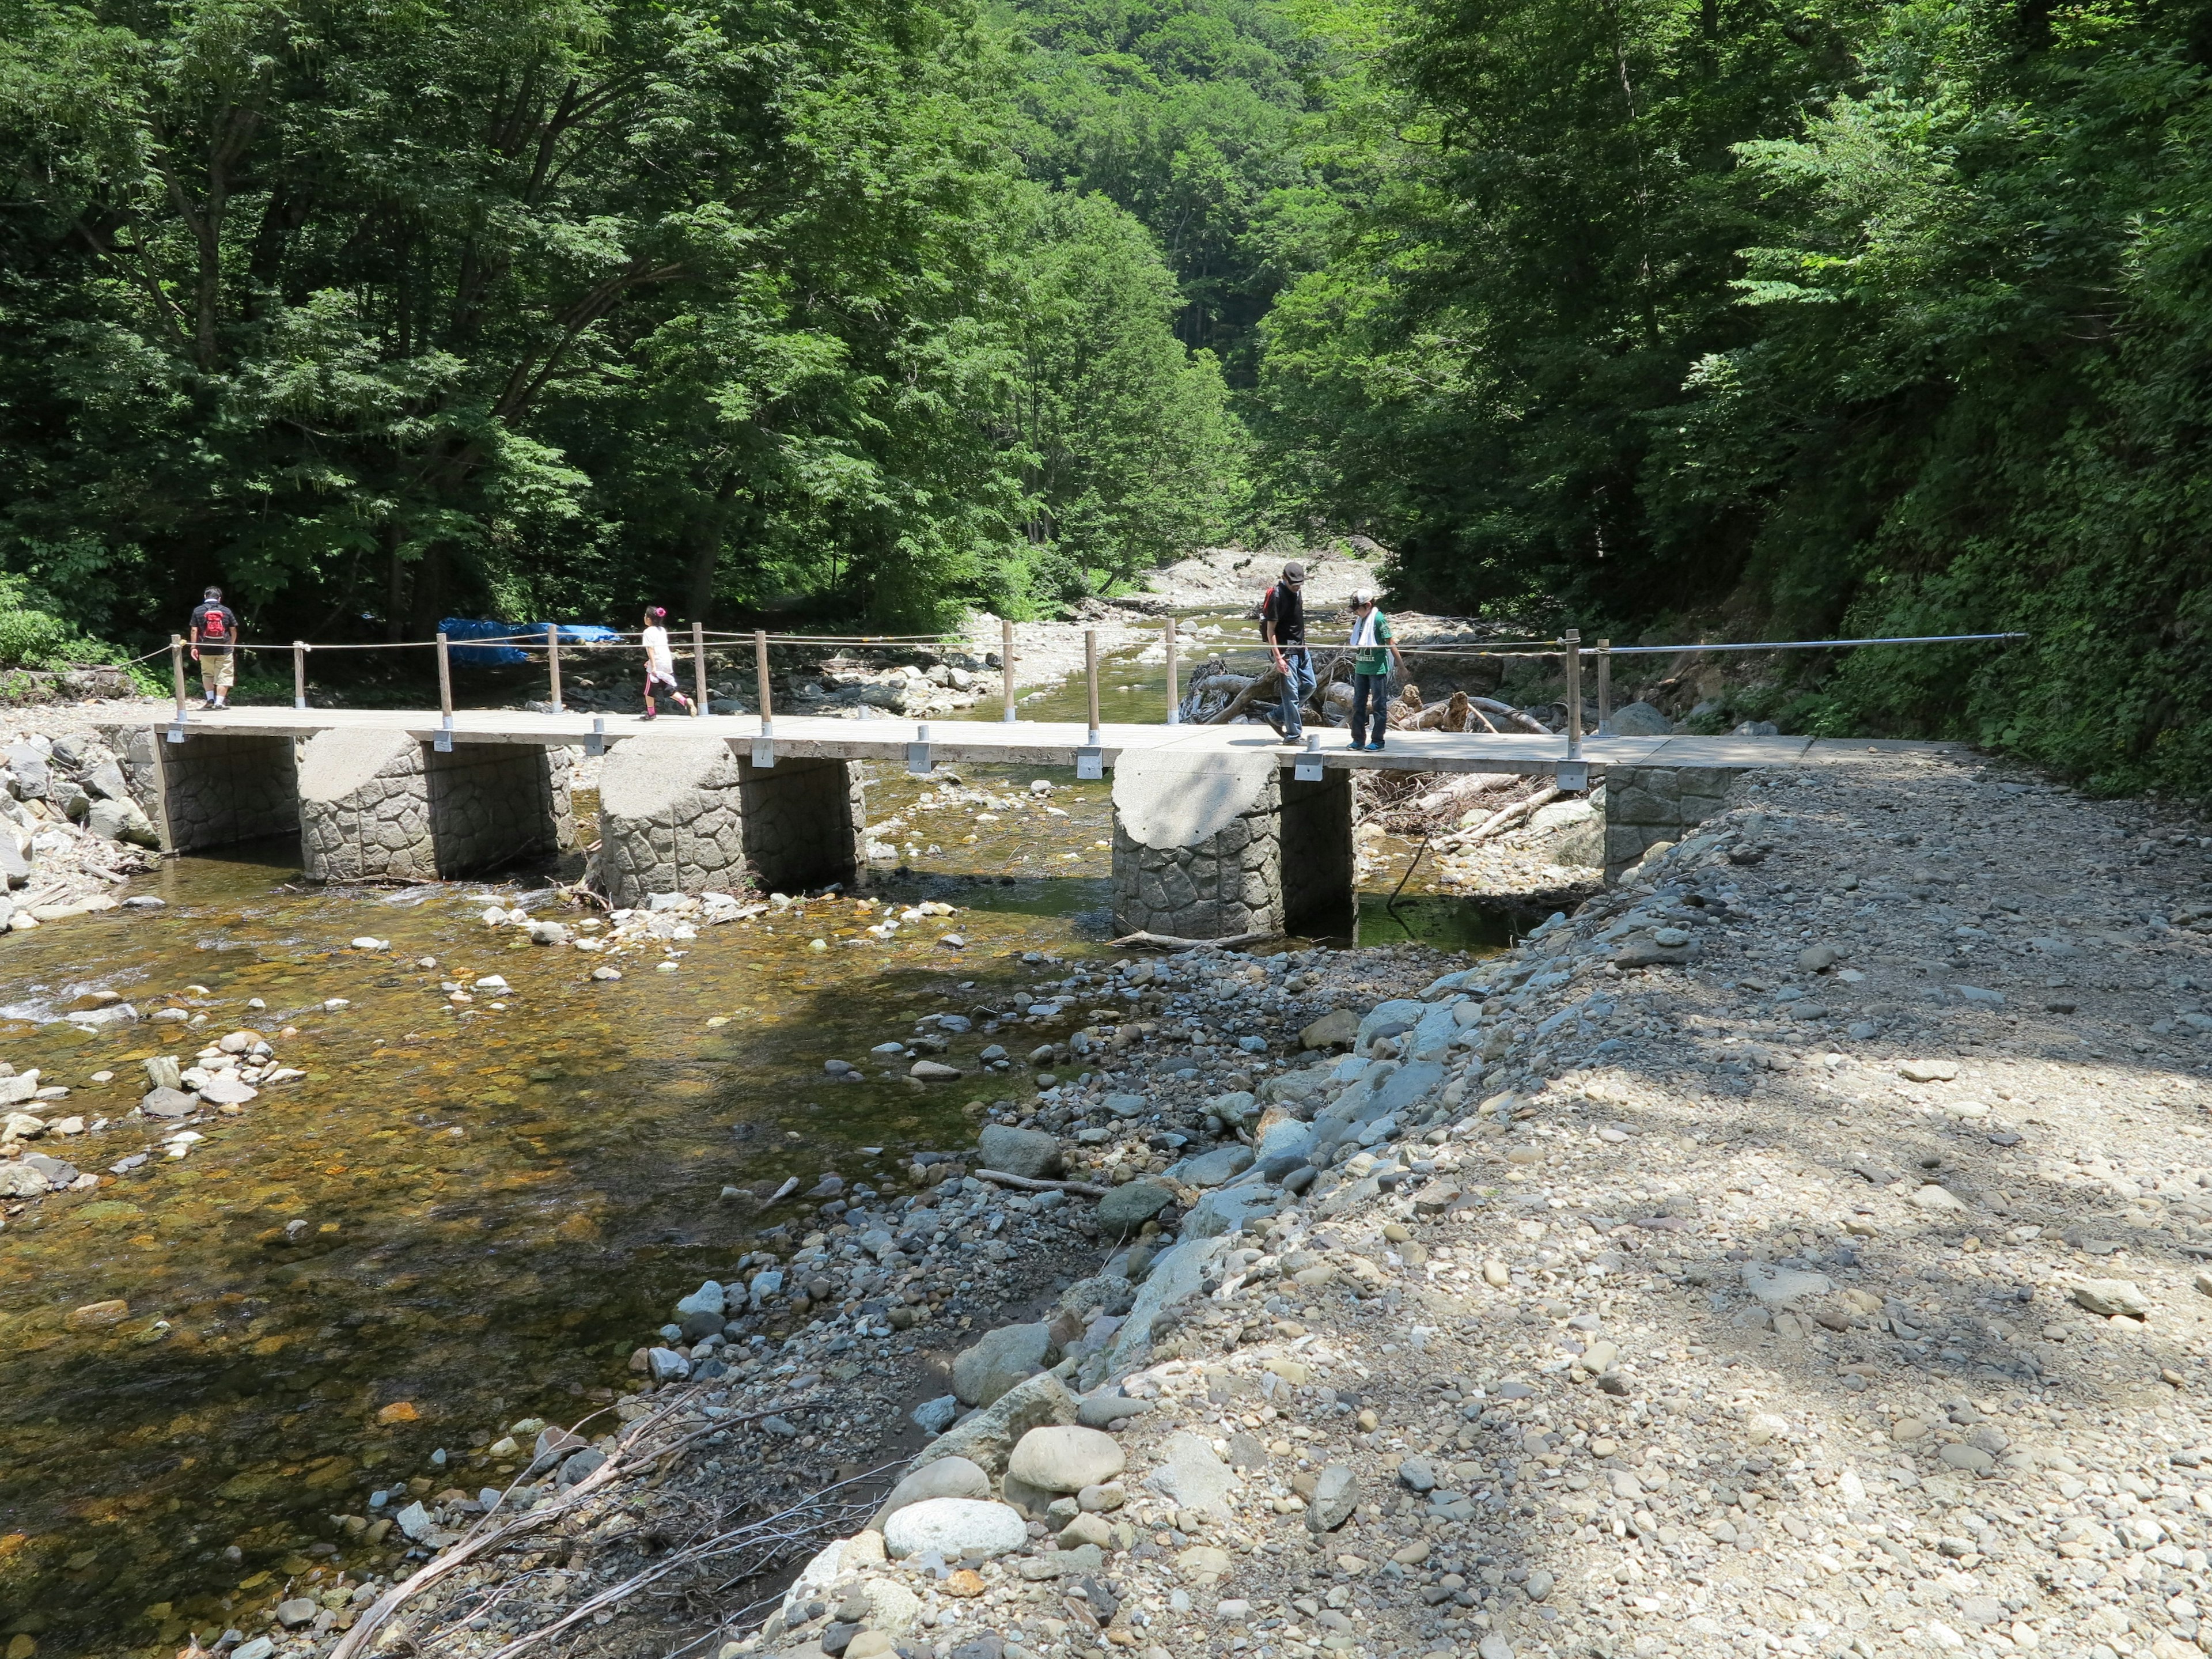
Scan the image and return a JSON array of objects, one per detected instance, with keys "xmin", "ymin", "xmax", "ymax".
[
  {"xmin": 973, "ymin": 1168, "xmax": 1110, "ymax": 1199},
  {"xmin": 1109, "ymin": 928, "xmax": 1279, "ymax": 951},
  {"xmin": 1449, "ymin": 784, "xmax": 1563, "ymax": 847}
]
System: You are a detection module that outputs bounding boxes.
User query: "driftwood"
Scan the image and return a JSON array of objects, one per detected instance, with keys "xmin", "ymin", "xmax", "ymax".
[
  {"xmin": 1109, "ymin": 928, "xmax": 1278, "ymax": 951},
  {"xmin": 1469, "ymin": 695, "xmax": 1553, "ymax": 734},
  {"xmin": 1450, "ymin": 784, "xmax": 1562, "ymax": 847},
  {"xmin": 972, "ymin": 1168, "xmax": 1109, "ymax": 1198},
  {"xmin": 329, "ymin": 1395, "xmax": 808, "ymax": 1659}
]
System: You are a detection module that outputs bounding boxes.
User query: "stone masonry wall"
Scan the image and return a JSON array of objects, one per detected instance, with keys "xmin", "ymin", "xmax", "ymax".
[
  {"xmin": 597, "ymin": 737, "xmax": 749, "ymax": 907},
  {"xmin": 737, "ymin": 756, "xmax": 863, "ymax": 895},
  {"xmin": 1112, "ymin": 765, "xmax": 1285, "ymax": 940},
  {"xmin": 300, "ymin": 732, "xmax": 571, "ymax": 881},
  {"xmin": 427, "ymin": 744, "xmax": 573, "ymax": 877},
  {"xmin": 104, "ymin": 726, "xmax": 299, "ymax": 854},
  {"xmin": 1603, "ymin": 764, "xmax": 1743, "ymax": 880}
]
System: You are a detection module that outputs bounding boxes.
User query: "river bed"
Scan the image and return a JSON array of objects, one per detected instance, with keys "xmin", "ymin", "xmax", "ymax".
[{"xmin": 0, "ymin": 629, "xmax": 1531, "ymax": 1657}]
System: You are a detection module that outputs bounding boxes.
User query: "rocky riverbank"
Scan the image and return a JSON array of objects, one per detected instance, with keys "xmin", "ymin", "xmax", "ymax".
[{"xmin": 308, "ymin": 743, "xmax": 2212, "ymax": 1659}]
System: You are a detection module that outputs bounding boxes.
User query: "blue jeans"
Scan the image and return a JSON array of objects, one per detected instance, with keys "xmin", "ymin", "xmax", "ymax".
[
  {"xmin": 1350, "ymin": 671, "xmax": 1389, "ymax": 747},
  {"xmin": 1277, "ymin": 647, "xmax": 1315, "ymax": 738}
]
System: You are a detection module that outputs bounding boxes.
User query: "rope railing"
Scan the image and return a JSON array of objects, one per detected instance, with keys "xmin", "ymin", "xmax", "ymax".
[{"xmin": 157, "ymin": 617, "xmax": 2025, "ymax": 771}]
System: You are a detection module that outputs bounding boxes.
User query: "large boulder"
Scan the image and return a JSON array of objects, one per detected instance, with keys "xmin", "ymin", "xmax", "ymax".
[
  {"xmin": 976, "ymin": 1124, "xmax": 1063, "ymax": 1180},
  {"xmin": 1095, "ymin": 1180, "xmax": 1174, "ymax": 1239},
  {"xmin": 952, "ymin": 1322, "xmax": 1054, "ymax": 1408},
  {"xmin": 1007, "ymin": 1426, "xmax": 1126, "ymax": 1495},
  {"xmin": 883, "ymin": 1498, "xmax": 1028, "ymax": 1560},
  {"xmin": 911, "ymin": 1371, "xmax": 1076, "ymax": 1478},
  {"xmin": 1608, "ymin": 700, "xmax": 1673, "ymax": 736},
  {"xmin": 869, "ymin": 1456, "xmax": 991, "ymax": 1530},
  {"xmin": 1299, "ymin": 1009, "xmax": 1359, "ymax": 1050}
]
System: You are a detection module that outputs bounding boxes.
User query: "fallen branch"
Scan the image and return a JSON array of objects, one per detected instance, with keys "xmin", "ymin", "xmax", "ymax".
[
  {"xmin": 1108, "ymin": 929, "xmax": 1278, "ymax": 951},
  {"xmin": 1468, "ymin": 696, "xmax": 1554, "ymax": 735},
  {"xmin": 972, "ymin": 1168, "xmax": 1110, "ymax": 1199},
  {"xmin": 1449, "ymin": 784, "xmax": 1563, "ymax": 848},
  {"xmin": 329, "ymin": 1395, "xmax": 805, "ymax": 1659}
]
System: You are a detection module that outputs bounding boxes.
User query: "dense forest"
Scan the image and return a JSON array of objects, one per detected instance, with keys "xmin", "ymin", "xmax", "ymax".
[{"xmin": 7, "ymin": 0, "xmax": 2212, "ymax": 790}]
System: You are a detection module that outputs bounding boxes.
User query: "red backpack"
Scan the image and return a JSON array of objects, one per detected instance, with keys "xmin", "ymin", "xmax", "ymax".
[{"xmin": 201, "ymin": 608, "xmax": 228, "ymax": 641}]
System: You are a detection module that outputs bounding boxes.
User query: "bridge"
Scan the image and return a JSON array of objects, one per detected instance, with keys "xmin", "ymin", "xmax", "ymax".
[{"xmin": 103, "ymin": 698, "xmax": 1929, "ymax": 940}]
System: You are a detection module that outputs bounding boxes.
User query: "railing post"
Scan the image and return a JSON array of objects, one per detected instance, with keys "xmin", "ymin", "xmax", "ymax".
[
  {"xmin": 754, "ymin": 629, "xmax": 772, "ymax": 736},
  {"xmin": 1563, "ymin": 628, "xmax": 1582, "ymax": 760},
  {"xmin": 1085, "ymin": 627, "xmax": 1101, "ymax": 746},
  {"xmin": 1001, "ymin": 616, "xmax": 1017, "ymax": 723},
  {"xmin": 1596, "ymin": 637, "xmax": 1611, "ymax": 736},
  {"xmin": 436, "ymin": 631, "xmax": 453, "ymax": 729},
  {"xmin": 691, "ymin": 619, "xmax": 709, "ymax": 717},
  {"xmin": 293, "ymin": 641, "xmax": 308, "ymax": 710},
  {"xmin": 1164, "ymin": 619, "xmax": 1180, "ymax": 725},
  {"xmin": 170, "ymin": 635, "xmax": 188, "ymax": 720},
  {"xmin": 546, "ymin": 624, "xmax": 563, "ymax": 713}
]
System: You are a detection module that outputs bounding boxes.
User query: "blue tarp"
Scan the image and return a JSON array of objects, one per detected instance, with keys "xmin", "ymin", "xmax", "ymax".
[{"xmin": 439, "ymin": 619, "xmax": 624, "ymax": 667}]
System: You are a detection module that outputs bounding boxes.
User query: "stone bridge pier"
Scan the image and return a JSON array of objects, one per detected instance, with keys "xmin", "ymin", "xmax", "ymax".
[
  {"xmin": 109, "ymin": 726, "xmax": 301, "ymax": 853},
  {"xmin": 1111, "ymin": 749, "xmax": 1355, "ymax": 941},
  {"xmin": 297, "ymin": 731, "xmax": 577, "ymax": 882},
  {"xmin": 595, "ymin": 737, "xmax": 863, "ymax": 907}
]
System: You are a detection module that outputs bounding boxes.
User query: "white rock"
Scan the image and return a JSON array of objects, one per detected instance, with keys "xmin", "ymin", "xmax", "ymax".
[{"xmin": 881, "ymin": 1497, "xmax": 1028, "ymax": 1560}]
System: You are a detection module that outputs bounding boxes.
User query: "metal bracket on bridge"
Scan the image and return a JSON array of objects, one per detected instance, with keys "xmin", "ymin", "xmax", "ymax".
[
  {"xmin": 1075, "ymin": 746, "xmax": 1104, "ymax": 781},
  {"xmin": 434, "ymin": 717, "xmax": 454, "ymax": 754},
  {"xmin": 166, "ymin": 721, "xmax": 187, "ymax": 745},
  {"xmin": 1294, "ymin": 733, "xmax": 1324, "ymax": 781},
  {"xmin": 586, "ymin": 717, "xmax": 605, "ymax": 758},
  {"xmin": 751, "ymin": 726, "xmax": 776, "ymax": 768},
  {"xmin": 1554, "ymin": 759, "xmax": 1590, "ymax": 792},
  {"xmin": 907, "ymin": 724, "xmax": 934, "ymax": 777}
]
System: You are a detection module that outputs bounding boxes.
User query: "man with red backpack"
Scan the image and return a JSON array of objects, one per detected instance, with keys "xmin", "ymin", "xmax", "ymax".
[
  {"xmin": 190, "ymin": 585, "xmax": 240, "ymax": 709},
  {"xmin": 1257, "ymin": 559, "xmax": 1313, "ymax": 741}
]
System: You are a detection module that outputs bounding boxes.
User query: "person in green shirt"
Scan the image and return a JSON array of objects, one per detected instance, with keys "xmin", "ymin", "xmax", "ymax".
[{"xmin": 1346, "ymin": 588, "xmax": 1403, "ymax": 750}]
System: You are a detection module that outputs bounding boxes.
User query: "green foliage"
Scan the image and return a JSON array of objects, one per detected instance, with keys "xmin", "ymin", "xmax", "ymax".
[
  {"xmin": 1248, "ymin": 0, "xmax": 2212, "ymax": 796},
  {"xmin": 998, "ymin": 0, "xmax": 1327, "ymax": 380},
  {"xmin": 0, "ymin": 0, "xmax": 1244, "ymax": 641},
  {"xmin": 0, "ymin": 574, "xmax": 144, "ymax": 683}
]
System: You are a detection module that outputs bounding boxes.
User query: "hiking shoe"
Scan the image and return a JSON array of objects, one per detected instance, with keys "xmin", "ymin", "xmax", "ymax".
[
  {"xmin": 641, "ymin": 708, "xmax": 658, "ymax": 721},
  {"xmin": 1262, "ymin": 710, "xmax": 1285, "ymax": 740}
]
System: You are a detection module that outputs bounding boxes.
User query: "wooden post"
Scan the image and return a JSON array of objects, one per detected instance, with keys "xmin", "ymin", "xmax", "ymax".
[
  {"xmin": 691, "ymin": 619, "xmax": 709, "ymax": 717},
  {"xmin": 1001, "ymin": 616, "xmax": 1017, "ymax": 723},
  {"xmin": 1165, "ymin": 619, "xmax": 1180, "ymax": 725},
  {"xmin": 170, "ymin": 635, "xmax": 187, "ymax": 718},
  {"xmin": 436, "ymin": 631, "xmax": 453, "ymax": 728},
  {"xmin": 1563, "ymin": 628, "xmax": 1582, "ymax": 759},
  {"xmin": 293, "ymin": 641, "xmax": 307, "ymax": 710},
  {"xmin": 754, "ymin": 628, "xmax": 772, "ymax": 734},
  {"xmin": 546, "ymin": 624, "xmax": 563, "ymax": 713},
  {"xmin": 1596, "ymin": 637, "xmax": 1611, "ymax": 736},
  {"xmin": 1085, "ymin": 627, "xmax": 1100, "ymax": 744}
]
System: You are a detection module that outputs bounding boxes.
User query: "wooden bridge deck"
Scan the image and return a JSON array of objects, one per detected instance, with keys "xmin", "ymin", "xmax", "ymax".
[{"xmin": 153, "ymin": 706, "xmax": 1959, "ymax": 775}]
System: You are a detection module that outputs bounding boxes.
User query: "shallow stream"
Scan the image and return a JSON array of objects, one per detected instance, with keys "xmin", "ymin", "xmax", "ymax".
[{"xmin": 0, "ymin": 623, "xmax": 1532, "ymax": 1656}]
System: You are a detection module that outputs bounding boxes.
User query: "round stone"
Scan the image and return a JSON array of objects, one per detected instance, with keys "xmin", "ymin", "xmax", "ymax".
[
  {"xmin": 1007, "ymin": 1426, "xmax": 1127, "ymax": 1495},
  {"xmin": 881, "ymin": 1498, "xmax": 1028, "ymax": 1560}
]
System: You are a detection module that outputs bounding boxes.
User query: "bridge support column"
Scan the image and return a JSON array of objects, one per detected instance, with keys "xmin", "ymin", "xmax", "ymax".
[
  {"xmin": 1111, "ymin": 749, "xmax": 1354, "ymax": 941},
  {"xmin": 1602, "ymin": 764, "xmax": 1744, "ymax": 880},
  {"xmin": 106, "ymin": 726, "xmax": 300, "ymax": 854},
  {"xmin": 596, "ymin": 738, "xmax": 862, "ymax": 906},
  {"xmin": 297, "ymin": 731, "xmax": 575, "ymax": 881}
]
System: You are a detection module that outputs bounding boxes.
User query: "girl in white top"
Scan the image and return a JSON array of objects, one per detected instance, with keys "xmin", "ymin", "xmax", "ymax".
[{"xmin": 639, "ymin": 605, "xmax": 693, "ymax": 719}]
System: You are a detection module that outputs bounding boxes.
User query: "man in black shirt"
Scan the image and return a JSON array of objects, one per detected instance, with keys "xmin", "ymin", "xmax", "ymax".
[
  {"xmin": 1257, "ymin": 559, "xmax": 1312, "ymax": 740},
  {"xmin": 190, "ymin": 585, "xmax": 240, "ymax": 709}
]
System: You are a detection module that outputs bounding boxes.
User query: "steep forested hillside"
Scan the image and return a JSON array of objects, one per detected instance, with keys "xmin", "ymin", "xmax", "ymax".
[
  {"xmin": 1255, "ymin": 0, "xmax": 2212, "ymax": 793},
  {"xmin": 0, "ymin": 0, "xmax": 1242, "ymax": 639}
]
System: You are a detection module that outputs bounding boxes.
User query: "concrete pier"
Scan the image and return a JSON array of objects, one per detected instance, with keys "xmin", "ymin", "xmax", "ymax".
[
  {"xmin": 597, "ymin": 738, "xmax": 863, "ymax": 906},
  {"xmin": 297, "ymin": 731, "xmax": 575, "ymax": 882},
  {"xmin": 1110, "ymin": 750, "xmax": 1354, "ymax": 940}
]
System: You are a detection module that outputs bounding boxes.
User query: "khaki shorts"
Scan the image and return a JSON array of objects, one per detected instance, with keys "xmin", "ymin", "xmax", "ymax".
[{"xmin": 199, "ymin": 654, "xmax": 237, "ymax": 692}]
